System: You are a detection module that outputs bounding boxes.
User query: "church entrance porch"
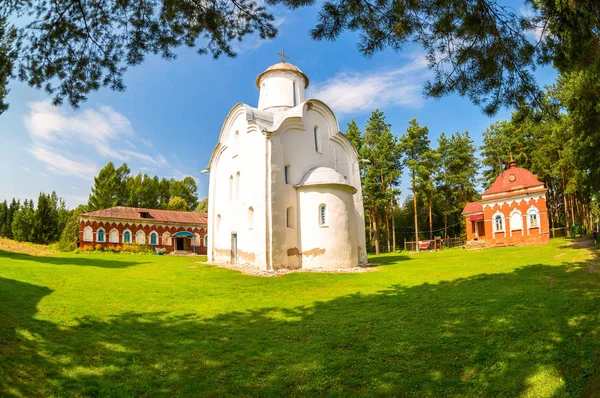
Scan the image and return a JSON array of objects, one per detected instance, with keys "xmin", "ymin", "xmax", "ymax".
[{"xmin": 176, "ymin": 237, "xmax": 185, "ymax": 251}]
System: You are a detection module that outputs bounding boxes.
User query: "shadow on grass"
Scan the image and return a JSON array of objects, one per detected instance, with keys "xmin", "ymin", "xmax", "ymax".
[
  {"xmin": 0, "ymin": 250, "xmax": 148, "ymax": 269},
  {"xmin": 1, "ymin": 250, "xmax": 600, "ymax": 397},
  {"xmin": 367, "ymin": 254, "xmax": 412, "ymax": 265}
]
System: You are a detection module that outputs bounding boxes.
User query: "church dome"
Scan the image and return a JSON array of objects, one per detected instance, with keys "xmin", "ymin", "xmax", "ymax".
[
  {"xmin": 482, "ymin": 157, "xmax": 546, "ymax": 198},
  {"xmin": 295, "ymin": 167, "xmax": 356, "ymax": 193},
  {"xmin": 255, "ymin": 62, "xmax": 310, "ymax": 89}
]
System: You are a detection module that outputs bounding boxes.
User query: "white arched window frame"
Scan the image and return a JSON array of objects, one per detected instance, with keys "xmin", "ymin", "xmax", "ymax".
[
  {"xmin": 149, "ymin": 231, "xmax": 158, "ymax": 245},
  {"xmin": 229, "ymin": 176, "xmax": 233, "ymax": 201},
  {"xmin": 83, "ymin": 226, "xmax": 93, "ymax": 242},
  {"xmin": 162, "ymin": 232, "xmax": 172, "ymax": 246},
  {"xmin": 235, "ymin": 171, "xmax": 241, "ymax": 200},
  {"xmin": 193, "ymin": 233, "xmax": 201, "ymax": 247},
  {"xmin": 528, "ymin": 206, "xmax": 540, "ymax": 228},
  {"xmin": 109, "ymin": 228, "xmax": 119, "ymax": 243},
  {"xmin": 136, "ymin": 230, "xmax": 146, "ymax": 245},
  {"xmin": 217, "ymin": 214, "xmax": 222, "ymax": 232},
  {"xmin": 233, "ymin": 130, "xmax": 240, "ymax": 154},
  {"xmin": 510, "ymin": 209, "xmax": 523, "ymax": 231},
  {"xmin": 248, "ymin": 207, "xmax": 254, "ymax": 229},
  {"xmin": 493, "ymin": 212, "xmax": 504, "ymax": 232},
  {"xmin": 319, "ymin": 204, "xmax": 327, "ymax": 226},
  {"xmin": 96, "ymin": 227, "xmax": 106, "ymax": 243},
  {"xmin": 123, "ymin": 229, "xmax": 132, "ymax": 244},
  {"xmin": 203, "ymin": 234, "xmax": 208, "ymax": 247}
]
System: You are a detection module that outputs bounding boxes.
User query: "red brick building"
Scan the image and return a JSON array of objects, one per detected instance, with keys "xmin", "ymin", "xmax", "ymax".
[
  {"xmin": 462, "ymin": 157, "xmax": 550, "ymax": 248},
  {"xmin": 79, "ymin": 207, "xmax": 208, "ymax": 254}
]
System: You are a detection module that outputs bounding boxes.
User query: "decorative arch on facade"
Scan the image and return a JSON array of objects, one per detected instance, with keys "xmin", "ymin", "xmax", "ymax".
[
  {"xmin": 136, "ymin": 230, "xmax": 146, "ymax": 245},
  {"xmin": 492, "ymin": 211, "xmax": 505, "ymax": 233},
  {"xmin": 109, "ymin": 228, "xmax": 119, "ymax": 243},
  {"xmin": 162, "ymin": 232, "xmax": 172, "ymax": 246},
  {"xmin": 509, "ymin": 209, "xmax": 523, "ymax": 231},
  {"xmin": 149, "ymin": 231, "xmax": 158, "ymax": 246},
  {"xmin": 527, "ymin": 205, "xmax": 540, "ymax": 228},
  {"xmin": 123, "ymin": 229, "xmax": 132, "ymax": 244},
  {"xmin": 193, "ymin": 233, "xmax": 201, "ymax": 247},
  {"xmin": 96, "ymin": 227, "xmax": 106, "ymax": 243},
  {"xmin": 83, "ymin": 226, "xmax": 93, "ymax": 242}
]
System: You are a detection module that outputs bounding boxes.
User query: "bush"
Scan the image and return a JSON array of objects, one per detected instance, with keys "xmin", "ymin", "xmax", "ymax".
[{"xmin": 94, "ymin": 244, "xmax": 103, "ymax": 252}]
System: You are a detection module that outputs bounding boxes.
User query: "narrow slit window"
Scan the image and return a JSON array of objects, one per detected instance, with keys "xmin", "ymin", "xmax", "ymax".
[
  {"xmin": 313, "ymin": 127, "xmax": 319, "ymax": 152},
  {"xmin": 319, "ymin": 204, "xmax": 327, "ymax": 226},
  {"xmin": 293, "ymin": 81, "xmax": 297, "ymax": 106},
  {"xmin": 284, "ymin": 165, "xmax": 289, "ymax": 184},
  {"xmin": 286, "ymin": 207, "xmax": 293, "ymax": 228}
]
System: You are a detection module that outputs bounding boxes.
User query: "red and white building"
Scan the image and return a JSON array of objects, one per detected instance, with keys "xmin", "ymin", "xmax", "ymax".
[
  {"xmin": 79, "ymin": 207, "xmax": 208, "ymax": 254},
  {"xmin": 462, "ymin": 157, "xmax": 550, "ymax": 248}
]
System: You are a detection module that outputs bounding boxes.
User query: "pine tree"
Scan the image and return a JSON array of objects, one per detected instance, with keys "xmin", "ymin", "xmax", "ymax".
[
  {"xmin": 400, "ymin": 119, "xmax": 430, "ymax": 251},
  {"xmin": 88, "ymin": 162, "xmax": 131, "ymax": 210},
  {"xmin": 59, "ymin": 206, "xmax": 86, "ymax": 251},
  {"xmin": 32, "ymin": 193, "xmax": 59, "ymax": 244},
  {"xmin": 3, "ymin": 199, "xmax": 20, "ymax": 239},
  {"xmin": 12, "ymin": 199, "xmax": 34, "ymax": 242},
  {"xmin": 344, "ymin": 120, "xmax": 362, "ymax": 152},
  {"xmin": 0, "ymin": 200, "xmax": 7, "ymax": 237}
]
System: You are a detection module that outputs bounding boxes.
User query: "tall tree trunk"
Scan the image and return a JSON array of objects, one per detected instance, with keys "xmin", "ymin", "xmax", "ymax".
[
  {"xmin": 390, "ymin": 185, "xmax": 396, "ymax": 252},
  {"xmin": 413, "ymin": 185, "xmax": 419, "ymax": 252},
  {"xmin": 371, "ymin": 208, "xmax": 380, "ymax": 255},
  {"xmin": 569, "ymin": 193, "xmax": 576, "ymax": 230},
  {"xmin": 428, "ymin": 197, "xmax": 433, "ymax": 240},
  {"xmin": 560, "ymin": 168, "xmax": 569, "ymax": 234},
  {"xmin": 385, "ymin": 207, "xmax": 391, "ymax": 253}
]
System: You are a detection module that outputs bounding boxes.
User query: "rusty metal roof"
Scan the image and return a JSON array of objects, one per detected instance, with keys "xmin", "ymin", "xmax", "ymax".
[{"xmin": 81, "ymin": 206, "xmax": 208, "ymax": 225}]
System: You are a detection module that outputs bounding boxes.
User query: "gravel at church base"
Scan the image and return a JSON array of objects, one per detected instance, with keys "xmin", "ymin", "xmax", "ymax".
[{"xmin": 196, "ymin": 261, "xmax": 378, "ymax": 277}]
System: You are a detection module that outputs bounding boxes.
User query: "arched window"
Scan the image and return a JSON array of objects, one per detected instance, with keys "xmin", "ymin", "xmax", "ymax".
[
  {"xmin": 83, "ymin": 226, "xmax": 93, "ymax": 242},
  {"xmin": 236, "ymin": 171, "xmax": 241, "ymax": 200},
  {"xmin": 136, "ymin": 230, "xmax": 146, "ymax": 245},
  {"xmin": 528, "ymin": 207, "xmax": 540, "ymax": 228},
  {"xmin": 319, "ymin": 204, "xmax": 327, "ymax": 226},
  {"xmin": 162, "ymin": 232, "xmax": 172, "ymax": 246},
  {"xmin": 494, "ymin": 215, "xmax": 504, "ymax": 232},
  {"xmin": 313, "ymin": 126, "xmax": 319, "ymax": 152},
  {"xmin": 109, "ymin": 229, "xmax": 119, "ymax": 243},
  {"xmin": 284, "ymin": 165, "xmax": 290, "ymax": 184},
  {"xmin": 286, "ymin": 206, "xmax": 293, "ymax": 228},
  {"xmin": 149, "ymin": 231, "xmax": 158, "ymax": 245},
  {"xmin": 123, "ymin": 230, "xmax": 132, "ymax": 244},
  {"xmin": 203, "ymin": 234, "xmax": 208, "ymax": 247},
  {"xmin": 217, "ymin": 214, "xmax": 222, "ymax": 232},
  {"xmin": 233, "ymin": 130, "xmax": 239, "ymax": 153},
  {"xmin": 193, "ymin": 233, "xmax": 201, "ymax": 246},
  {"xmin": 97, "ymin": 228, "xmax": 105, "ymax": 243},
  {"xmin": 293, "ymin": 81, "xmax": 297, "ymax": 106},
  {"xmin": 510, "ymin": 210, "xmax": 523, "ymax": 231},
  {"xmin": 229, "ymin": 175, "xmax": 233, "ymax": 201},
  {"xmin": 248, "ymin": 207, "xmax": 254, "ymax": 229}
]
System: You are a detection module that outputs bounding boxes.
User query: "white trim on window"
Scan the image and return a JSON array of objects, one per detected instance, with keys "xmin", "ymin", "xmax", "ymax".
[
  {"xmin": 109, "ymin": 228, "xmax": 119, "ymax": 243},
  {"xmin": 203, "ymin": 234, "xmax": 208, "ymax": 247},
  {"xmin": 149, "ymin": 231, "xmax": 158, "ymax": 245},
  {"xmin": 135, "ymin": 230, "xmax": 146, "ymax": 245},
  {"xmin": 83, "ymin": 226, "xmax": 93, "ymax": 242},
  {"xmin": 123, "ymin": 229, "xmax": 132, "ymax": 244},
  {"xmin": 96, "ymin": 227, "xmax": 106, "ymax": 243},
  {"xmin": 319, "ymin": 204, "xmax": 327, "ymax": 227},
  {"xmin": 510, "ymin": 209, "xmax": 523, "ymax": 231},
  {"xmin": 527, "ymin": 205, "xmax": 540, "ymax": 228},
  {"xmin": 162, "ymin": 232, "xmax": 172, "ymax": 246},
  {"xmin": 493, "ymin": 212, "xmax": 504, "ymax": 232}
]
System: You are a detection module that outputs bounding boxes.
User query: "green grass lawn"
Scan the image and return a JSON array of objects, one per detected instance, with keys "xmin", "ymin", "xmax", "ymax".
[{"xmin": 1, "ymin": 238, "xmax": 600, "ymax": 397}]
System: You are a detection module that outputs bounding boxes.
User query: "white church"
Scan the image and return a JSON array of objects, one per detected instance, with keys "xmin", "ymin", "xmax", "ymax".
[{"xmin": 205, "ymin": 55, "xmax": 367, "ymax": 270}]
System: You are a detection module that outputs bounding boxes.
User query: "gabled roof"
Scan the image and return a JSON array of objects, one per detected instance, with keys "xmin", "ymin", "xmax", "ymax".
[
  {"xmin": 482, "ymin": 157, "xmax": 546, "ymax": 199},
  {"xmin": 462, "ymin": 202, "xmax": 483, "ymax": 215},
  {"xmin": 80, "ymin": 206, "xmax": 208, "ymax": 225}
]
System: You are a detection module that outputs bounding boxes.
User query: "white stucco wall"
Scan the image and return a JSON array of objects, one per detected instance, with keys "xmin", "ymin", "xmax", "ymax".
[{"xmin": 207, "ymin": 64, "xmax": 367, "ymax": 270}]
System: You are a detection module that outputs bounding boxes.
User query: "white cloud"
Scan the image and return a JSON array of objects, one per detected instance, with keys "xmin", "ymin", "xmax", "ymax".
[
  {"xmin": 308, "ymin": 54, "xmax": 430, "ymax": 115},
  {"xmin": 23, "ymin": 100, "xmax": 171, "ymax": 179},
  {"xmin": 521, "ymin": 8, "xmax": 546, "ymax": 42}
]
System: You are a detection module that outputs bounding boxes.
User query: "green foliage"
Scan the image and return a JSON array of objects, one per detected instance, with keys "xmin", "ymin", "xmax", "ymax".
[
  {"xmin": 344, "ymin": 120, "xmax": 362, "ymax": 152},
  {"xmin": 58, "ymin": 206, "xmax": 86, "ymax": 251},
  {"xmin": 195, "ymin": 198, "xmax": 209, "ymax": 213},
  {"xmin": 88, "ymin": 162, "xmax": 198, "ymax": 211},
  {"xmin": 0, "ymin": 17, "xmax": 16, "ymax": 113},
  {"xmin": 167, "ymin": 196, "xmax": 188, "ymax": 211},
  {"xmin": 11, "ymin": 200, "xmax": 34, "ymax": 242},
  {"xmin": 1, "ymin": 239, "xmax": 599, "ymax": 396},
  {"xmin": 32, "ymin": 193, "xmax": 59, "ymax": 245},
  {"xmin": 0, "ymin": 0, "xmax": 279, "ymax": 113}
]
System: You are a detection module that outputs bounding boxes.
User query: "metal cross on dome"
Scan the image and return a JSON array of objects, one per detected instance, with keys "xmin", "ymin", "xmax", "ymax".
[{"xmin": 277, "ymin": 48, "xmax": 290, "ymax": 63}]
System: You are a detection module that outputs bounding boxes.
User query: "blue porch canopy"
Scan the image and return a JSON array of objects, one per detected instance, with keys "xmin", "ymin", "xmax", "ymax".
[{"xmin": 172, "ymin": 231, "xmax": 195, "ymax": 238}]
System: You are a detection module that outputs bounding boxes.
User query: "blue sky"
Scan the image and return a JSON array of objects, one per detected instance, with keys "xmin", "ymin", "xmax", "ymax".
[{"xmin": 0, "ymin": 3, "xmax": 557, "ymax": 208}]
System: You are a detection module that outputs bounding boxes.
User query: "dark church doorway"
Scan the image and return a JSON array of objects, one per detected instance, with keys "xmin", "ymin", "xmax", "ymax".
[
  {"xmin": 176, "ymin": 237, "xmax": 185, "ymax": 251},
  {"xmin": 231, "ymin": 233, "xmax": 237, "ymax": 264}
]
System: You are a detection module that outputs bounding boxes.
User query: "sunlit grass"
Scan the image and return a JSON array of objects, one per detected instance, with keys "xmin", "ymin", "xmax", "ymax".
[{"xmin": 1, "ymin": 238, "xmax": 599, "ymax": 397}]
